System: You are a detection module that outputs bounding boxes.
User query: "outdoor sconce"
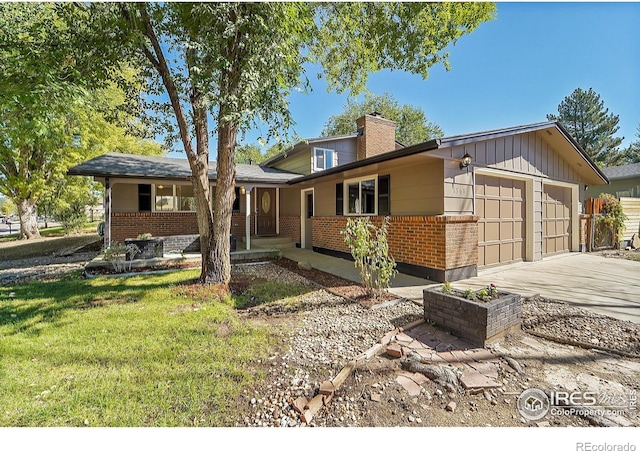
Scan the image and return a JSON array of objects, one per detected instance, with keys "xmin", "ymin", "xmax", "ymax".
[
  {"xmin": 240, "ymin": 186, "xmax": 246, "ymax": 195},
  {"xmin": 459, "ymin": 153, "xmax": 472, "ymax": 172}
]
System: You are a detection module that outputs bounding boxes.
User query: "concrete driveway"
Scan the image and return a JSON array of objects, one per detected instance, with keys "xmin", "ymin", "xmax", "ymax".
[{"xmin": 449, "ymin": 253, "xmax": 640, "ymax": 324}]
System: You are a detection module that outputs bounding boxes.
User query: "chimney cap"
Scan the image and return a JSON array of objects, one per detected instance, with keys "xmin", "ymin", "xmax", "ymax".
[{"xmin": 370, "ymin": 111, "xmax": 383, "ymax": 117}]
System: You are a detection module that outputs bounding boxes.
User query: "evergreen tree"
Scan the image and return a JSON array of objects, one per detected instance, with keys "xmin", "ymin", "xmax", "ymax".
[{"xmin": 547, "ymin": 87, "xmax": 624, "ymax": 167}]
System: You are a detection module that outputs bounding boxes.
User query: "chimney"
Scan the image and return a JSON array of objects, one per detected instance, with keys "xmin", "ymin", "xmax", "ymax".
[{"xmin": 356, "ymin": 112, "xmax": 396, "ymax": 161}]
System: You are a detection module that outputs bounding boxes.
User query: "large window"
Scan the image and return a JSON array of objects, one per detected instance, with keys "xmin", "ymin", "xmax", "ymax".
[
  {"xmin": 138, "ymin": 184, "xmax": 152, "ymax": 212},
  {"xmin": 155, "ymin": 184, "xmax": 175, "ymax": 211},
  {"xmin": 313, "ymin": 147, "xmax": 337, "ymax": 171},
  {"xmin": 152, "ymin": 184, "xmax": 196, "ymax": 212},
  {"xmin": 345, "ymin": 176, "xmax": 377, "ymax": 215},
  {"xmin": 233, "ymin": 187, "xmax": 241, "ymax": 212}
]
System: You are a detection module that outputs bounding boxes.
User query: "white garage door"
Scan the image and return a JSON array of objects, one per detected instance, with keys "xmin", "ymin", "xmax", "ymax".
[
  {"xmin": 543, "ymin": 184, "xmax": 572, "ymax": 255},
  {"xmin": 476, "ymin": 175, "xmax": 526, "ymax": 268}
]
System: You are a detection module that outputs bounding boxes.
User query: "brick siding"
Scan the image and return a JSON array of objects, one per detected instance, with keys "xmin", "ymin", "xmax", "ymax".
[
  {"xmin": 279, "ymin": 216, "xmax": 301, "ymax": 244},
  {"xmin": 356, "ymin": 114, "xmax": 396, "ymax": 160},
  {"xmin": 312, "ymin": 215, "xmax": 478, "ymax": 271}
]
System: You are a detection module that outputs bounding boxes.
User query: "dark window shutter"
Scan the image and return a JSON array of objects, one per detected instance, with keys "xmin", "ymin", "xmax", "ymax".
[
  {"xmin": 138, "ymin": 184, "xmax": 152, "ymax": 212},
  {"xmin": 233, "ymin": 187, "xmax": 241, "ymax": 212},
  {"xmin": 336, "ymin": 183, "xmax": 344, "ymax": 216},
  {"xmin": 378, "ymin": 175, "xmax": 390, "ymax": 215}
]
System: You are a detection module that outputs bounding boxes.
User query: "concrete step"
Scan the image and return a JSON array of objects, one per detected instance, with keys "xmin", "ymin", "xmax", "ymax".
[{"xmin": 244, "ymin": 235, "xmax": 296, "ymax": 249}]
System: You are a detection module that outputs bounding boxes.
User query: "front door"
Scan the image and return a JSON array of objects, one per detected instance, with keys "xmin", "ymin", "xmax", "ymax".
[
  {"xmin": 257, "ymin": 188, "xmax": 276, "ymax": 236},
  {"xmin": 304, "ymin": 191, "xmax": 314, "ymax": 248}
]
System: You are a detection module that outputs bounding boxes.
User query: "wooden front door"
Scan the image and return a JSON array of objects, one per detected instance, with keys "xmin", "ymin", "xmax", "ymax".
[{"xmin": 257, "ymin": 188, "xmax": 276, "ymax": 236}]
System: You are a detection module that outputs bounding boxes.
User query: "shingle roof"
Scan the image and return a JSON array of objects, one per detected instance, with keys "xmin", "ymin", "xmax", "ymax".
[
  {"xmin": 601, "ymin": 162, "xmax": 640, "ymax": 180},
  {"xmin": 68, "ymin": 153, "xmax": 299, "ymax": 184}
]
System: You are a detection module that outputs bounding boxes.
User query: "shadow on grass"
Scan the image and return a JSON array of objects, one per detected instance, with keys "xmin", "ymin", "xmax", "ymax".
[{"xmin": 0, "ymin": 272, "xmax": 185, "ymax": 336}]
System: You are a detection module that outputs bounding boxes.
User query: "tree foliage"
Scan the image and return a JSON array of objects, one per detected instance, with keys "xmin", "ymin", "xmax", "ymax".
[
  {"xmin": 619, "ymin": 124, "xmax": 640, "ymax": 165},
  {"xmin": 0, "ymin": 3, "xmax": 161, "ymax": 239},
  {"xmin": 547, "ymin": 87, "xmax": 624, "ymax": 167},
  {"xmin": 102, "ymin": 2, "xmax": 495, "ymax": 287},
  {"xmin": 322, "ymin": 92, "xmax": 443, "ymax": 146}
]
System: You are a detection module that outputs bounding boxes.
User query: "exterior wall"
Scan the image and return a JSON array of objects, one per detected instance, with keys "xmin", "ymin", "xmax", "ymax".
[
  {"xmin": 112, "ymin": 183, "xmax": 139, "ymax": 212},
  {"xmin": 435, "ymin": 130, "xmax": 583, "ymax": 262},
  {"xmin": 588, "ymin": 178, "xmax": 640, "ymax": 199},
  {"xmin": 311, "ymin": 215, "xmax": 478, "ymax": 282},
  {"xmin": 356, "ymin": 114, "xmax": 396, "ymax": 160},
  {"xmin": 271, "ymin": 150, "xmax": 310, "ymax": 175},
  {"xmin": 280, "ymin": 187, "xmax": 301, "ymax": 216},
  {"xmin": 311, "ymin": 138, "xmax": 357, "ymax": 171},
  {"xmin": 309, "ymin": 157, "xmax": 444, "ymax": 217},
  {"xmin": 279, "ymin": 216, "xmax": 301, "ymax": 244}
]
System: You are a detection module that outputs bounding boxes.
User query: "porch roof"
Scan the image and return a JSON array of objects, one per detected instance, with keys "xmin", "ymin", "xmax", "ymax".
[{"xmin": 68, "ymin": 152, "xmax": 299, "ymax": 184}]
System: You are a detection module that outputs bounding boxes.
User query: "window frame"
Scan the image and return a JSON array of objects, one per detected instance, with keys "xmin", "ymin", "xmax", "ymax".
[
  {"xmin": 343, "ymin": 174, "xmax": 378, "ymax": 216},
  {"xmin": 151, "ymin": 183, "xmax": 197, "ymax": 212},
  {"xmin": 312, "ymin": 147, "xmax": 338, "ymax": 172}
]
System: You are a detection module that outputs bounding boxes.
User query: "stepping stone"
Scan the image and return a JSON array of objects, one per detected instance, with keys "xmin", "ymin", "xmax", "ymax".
[
  {"xmin": 468, "ymin": 361, "xmax": 499, "ymax": 380},
  {"xmin": 386, "ymin": 343, "xmax": 403, "ymax": 358},
  {"xmin": 396, "ymin": 374, "xmax": 422, "ymax": 397},
  {"xmin": 462, "ymin": 348, "xmax": 499, "ymax": 363},
  {"xmin": 460, "ymin": 369, "xmax": 502, "ymax": 390}
]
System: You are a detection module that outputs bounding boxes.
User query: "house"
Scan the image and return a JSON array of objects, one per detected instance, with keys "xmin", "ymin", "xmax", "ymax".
[
  {"xmin": 586, "ymin": 162, "xmax": 640, "ymax": 244},
  {"xmin": 68, "ymin": 114, "xmax": 608, "ymax": 282}
]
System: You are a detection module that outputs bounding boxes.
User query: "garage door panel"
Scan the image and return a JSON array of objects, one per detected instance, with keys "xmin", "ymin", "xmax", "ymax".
[
  {"xmin": 477, "ymin": 175, "xmax": 526, "ymax": 268},
  {"xmin": 543, "ymin": 184, "xmax": 572, "ymax": 256}
]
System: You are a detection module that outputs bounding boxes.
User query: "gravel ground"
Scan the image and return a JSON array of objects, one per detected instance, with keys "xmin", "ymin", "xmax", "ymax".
[{"xmin": 2, "ymin": 255, "xmax": 638, "ymax": 428}]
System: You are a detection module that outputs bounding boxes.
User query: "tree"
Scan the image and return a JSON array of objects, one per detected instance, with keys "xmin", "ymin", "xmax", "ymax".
[
  {"xmin": 0, "ymin": 3, "xmax": 161, "ymax": 239},
  {"xmin": 547, "ymin": 87, "xmax": 624, "ymax": 167},
  {"xmin": 620, "ymin": 123, "xmax": 640, "ymax": 165},
  {"xmin": 322, "ymin": 92, "xmax": 443, "ymax": 146},
  {"xmin": 110, "ymin": 2, "xmax": 495, "ymax": 287},
  {"xmin": 235, "ymin": 144, "xmax": 264, "ymax": 165}
]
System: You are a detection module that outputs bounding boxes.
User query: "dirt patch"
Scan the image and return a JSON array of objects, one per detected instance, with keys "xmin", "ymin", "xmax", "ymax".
[{"xmin": 272, "ymin": 257, "xmax": 399, "ymax": 308}]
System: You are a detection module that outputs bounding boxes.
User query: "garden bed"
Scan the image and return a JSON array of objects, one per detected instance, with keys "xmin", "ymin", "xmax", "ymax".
[{"xmin": 423, "ymin": 284, "xmax": 522, "ymax": 347}]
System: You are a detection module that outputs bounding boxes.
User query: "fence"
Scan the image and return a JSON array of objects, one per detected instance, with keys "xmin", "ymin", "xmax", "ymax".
[{"xmin": 584, "ymin": 197, "xmax": 616, "ymax": 251}]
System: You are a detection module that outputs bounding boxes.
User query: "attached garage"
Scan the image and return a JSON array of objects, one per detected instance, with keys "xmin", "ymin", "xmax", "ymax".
[
  {"xmin": 476, "ymin": 174, "xmax": 526, "ymax": 268},
  {"xmin": 543, "ymin": 184, "xmax": 572, "ymax": 255}
]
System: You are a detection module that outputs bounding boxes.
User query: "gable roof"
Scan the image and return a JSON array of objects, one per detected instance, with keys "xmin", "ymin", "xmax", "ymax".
[
  {"xmin": 601, "ymin": 162, "xmax": 640, "ymax": 181},
  {"xmin": 260, "ymin": 133, "xmax": 358, "ymax": 167},
  {"xmin": 288, "ymin": 121, "xmax": 608, "ymax": 185},
  {"xmin": 68, "ymin": 153, "xmax": 299, "ymax": 184}
]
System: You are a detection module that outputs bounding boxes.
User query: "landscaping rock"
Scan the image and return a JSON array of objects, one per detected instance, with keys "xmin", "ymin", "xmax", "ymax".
[{"xmin": 297, "ymin": 261, "xmax": 312, "ymax": 271}]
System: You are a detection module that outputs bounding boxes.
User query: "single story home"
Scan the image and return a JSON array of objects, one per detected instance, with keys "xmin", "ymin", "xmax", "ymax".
[{"xmin": 69, "ymin": 113, "xmax": 608, "ymax": 282}]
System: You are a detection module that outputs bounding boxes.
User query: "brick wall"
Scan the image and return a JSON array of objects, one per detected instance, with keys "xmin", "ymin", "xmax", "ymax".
[
  {"xmin": 312, "ymin": 215, "xmax": 478, "ymax": 272},
  {"xmin": 356, "ymin": 114, "xmax": 396, "ymax": 160},
  {"xmin": 111, "ymin": 212, "xmax": 250, "ymax": 243},
  {"xmin": 279, "ymin": 216, "xmax": 301, "ymax": 244}
]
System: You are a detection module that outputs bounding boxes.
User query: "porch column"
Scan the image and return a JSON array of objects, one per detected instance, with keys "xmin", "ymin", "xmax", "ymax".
[
  {"xmin": 104, "ymin": 177, "xmax": 111, "ymax": 248},
  {"xmin": 276, "ymin": 187, "xmax": 280, "ymax": 235},
  {"xmin": 245, "ymin": 186, "xmax": 252, "ymax": 250}
]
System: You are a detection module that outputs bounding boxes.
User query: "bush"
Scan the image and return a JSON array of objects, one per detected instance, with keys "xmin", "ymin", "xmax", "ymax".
[
  {"xmin": 596, "ymin": 193, "xmax": 627, "ymax": 248},
  {"xmin": 342, "ymin": 216, "xmax": 397, "ymax": 297}
]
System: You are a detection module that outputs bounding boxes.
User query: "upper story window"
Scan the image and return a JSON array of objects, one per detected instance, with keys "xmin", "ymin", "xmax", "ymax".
[{"xmin": 313, "ymin": 147, "xmax": 337, "ymax": 172}]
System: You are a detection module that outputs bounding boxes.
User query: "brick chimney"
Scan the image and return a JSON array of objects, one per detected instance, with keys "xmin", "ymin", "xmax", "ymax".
[{"xmin": 356, "ymin": 112, "xmax": 396, "ymax": 161}]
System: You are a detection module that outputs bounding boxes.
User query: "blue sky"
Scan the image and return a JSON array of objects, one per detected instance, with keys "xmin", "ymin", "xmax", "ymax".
[{"xmin": 239, "ymin": 2, "xmax": 639, "ymax": 153}]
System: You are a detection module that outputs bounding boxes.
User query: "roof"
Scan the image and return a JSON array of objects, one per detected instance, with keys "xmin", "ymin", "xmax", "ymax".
[
  {"xmin": 289, "ymin": 121, "xmax": 608, "ymax": 185},
  {"xmin": 67, "ymin": 153, "xmax": 299, "ymax": 184},
  {"xmin": 601, "ymin": 162, "xmax": 640, "ymax": 181}
]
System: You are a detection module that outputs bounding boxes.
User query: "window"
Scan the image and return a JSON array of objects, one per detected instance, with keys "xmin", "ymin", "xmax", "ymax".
[
  {"xmin": 313, "ymin": 147, "xmax": 337, "ymax": 171},
  {"xmin": 336, "ymin": 183, "xmax": 343, "ymax": 216},
  {"xmin": 233, "ymin": 187, "xmax": 241, "ymax": 212},
  {"xmin": 155, "ymin": 184, "xmax": 175, "ymax": 211},
  {"xmin": 378, "ymin": 175, "xmax": 390, "ymax": 215},
  {"xmin": 138, "ymin": 184, "xmax": 151, "ymax": 212},
  {"xmin": 345, "ymin": 176, "xmax": 377, "ymax": 215},
  {"xmin": 177, "ymin": 185, "xmax": 196, "ymax": 211}
]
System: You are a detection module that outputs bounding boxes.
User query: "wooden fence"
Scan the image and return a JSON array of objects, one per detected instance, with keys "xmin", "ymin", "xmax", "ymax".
[{"xmin": 620, "ymin": 197, "xmax": 640, "ymax": 242}]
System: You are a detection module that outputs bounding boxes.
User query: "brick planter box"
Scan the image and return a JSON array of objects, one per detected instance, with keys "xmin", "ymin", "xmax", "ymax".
[
  {"xmin": 124, "ymin": 238, "xmax": 164, "ymax": 260},
  {"xmin": 423, "ymin": 287, "xmax": 522, "ymax": 347}
]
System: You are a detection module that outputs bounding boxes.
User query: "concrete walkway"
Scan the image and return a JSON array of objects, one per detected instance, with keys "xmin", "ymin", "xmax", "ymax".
[{"xmin": 282, "ymin": 248, "xmax": 640, "ymax": 324}]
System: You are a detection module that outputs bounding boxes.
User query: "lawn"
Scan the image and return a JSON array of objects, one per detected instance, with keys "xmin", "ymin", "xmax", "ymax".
[{"xmin": 0, "ymin": 269, "xmax": 282, "ymax": 427}]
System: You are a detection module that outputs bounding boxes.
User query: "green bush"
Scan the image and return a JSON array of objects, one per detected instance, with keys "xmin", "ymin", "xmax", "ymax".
[{"xmin": 342, "ymin": 216, "xmax": 397, "ymax": 297}]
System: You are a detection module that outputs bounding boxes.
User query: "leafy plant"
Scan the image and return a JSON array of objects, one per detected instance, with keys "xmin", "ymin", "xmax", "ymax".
[
  {"xmin": 596, "ymin": 193, "xmax": 627, "ymax": 248},
  {"xmin": 442, "ymin": 281, "xmax": 452, "ymax": 294},
  {"xmin": 102, "ymin": 242, "xmax": 141, "ymax": 273},
  {"xmin": 342, "ymin": 216, "xmax": 398, "ymax": 297},
  {"xmin": 137, "ymin": 233, "xmax": 153, "ymax": 240},
  {"xmin": 463, "ymin": 288, "xmax": 476, "ymax": 301}
]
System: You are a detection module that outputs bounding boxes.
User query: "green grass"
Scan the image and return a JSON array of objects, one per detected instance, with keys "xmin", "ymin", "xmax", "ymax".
[
  {"xmin": 0, "ymin": 233, "xmax": 102, "ymax": 261},
  {"xmin": 0, "ymin": 222, "xmax": 100, "ymax": 243},
  {"xmin": 0, "ymin": 270, "xmax": 276, "ymax": 426}
]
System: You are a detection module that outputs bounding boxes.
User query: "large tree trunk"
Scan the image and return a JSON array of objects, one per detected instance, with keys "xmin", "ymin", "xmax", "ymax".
[
  {"xmin": 208, "ymin": 120, "xmax": 237, "ymax": 287},
  {"xmin": 16, "ymin": 198, "xmax": 40, "ymax": 239}
]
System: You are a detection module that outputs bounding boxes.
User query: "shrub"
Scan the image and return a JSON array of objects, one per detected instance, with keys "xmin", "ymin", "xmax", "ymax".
[
  {"xmin": 342, "ymin": 216, "xmax": 398, "ymax": 297},
  {"xmin": 596, "ymin": 193, "xmax": 627, "ymax": 249},
  {"xmin": 102, "ymin": 242, "xmax": 141, "ymax": 272}
]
